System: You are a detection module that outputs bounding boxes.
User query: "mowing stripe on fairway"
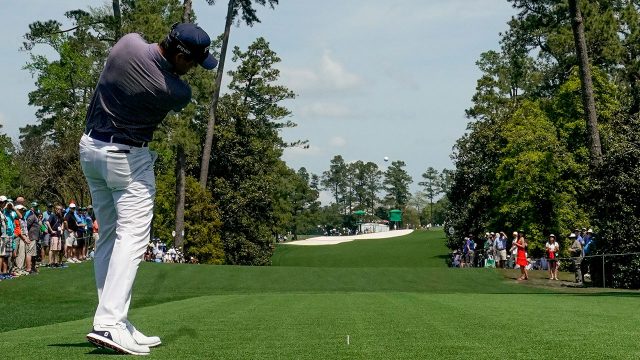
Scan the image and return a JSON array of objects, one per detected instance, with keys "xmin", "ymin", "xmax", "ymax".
[{"xmin": 1, "ymin": 292, "xmax": 639, "ymax": 359}]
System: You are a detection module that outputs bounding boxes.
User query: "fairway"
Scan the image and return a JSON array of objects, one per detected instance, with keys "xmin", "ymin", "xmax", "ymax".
[{"xmin": 1, "ymin": 230, "xmax": 639, "ymax": 359}]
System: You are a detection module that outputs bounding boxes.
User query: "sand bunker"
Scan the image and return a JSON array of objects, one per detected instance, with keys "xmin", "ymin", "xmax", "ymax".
[{"xmin": 284, "ymin": 229, "xmax": 414, "ymax": 246}]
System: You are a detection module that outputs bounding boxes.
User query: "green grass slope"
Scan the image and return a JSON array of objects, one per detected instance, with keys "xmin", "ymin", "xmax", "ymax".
[
  {"xmin": 1, "ymin": 230, "xmax": 638, "ymax": 359},
  {"xmin": 272, "ymin": 230, "xmax": 450, "ymax": 267}
]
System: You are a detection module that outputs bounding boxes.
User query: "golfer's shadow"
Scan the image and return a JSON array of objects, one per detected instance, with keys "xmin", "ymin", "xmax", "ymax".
[{"xmin": 48, "ymin": 342, "xmax": 116, "ymax": 355}]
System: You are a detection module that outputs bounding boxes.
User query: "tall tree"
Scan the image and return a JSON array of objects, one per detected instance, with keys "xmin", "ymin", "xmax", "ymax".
[
  {"xmin": 418, "ymin": 167, "xmax": 441, "ymax": 226},
  {"xmin": 382, "ymin": 160, "xmax": 413, "ymax": 209},
  {"xmin": 199, "ymin": 0, "xmax": 280, "ymax": 188},
  {"xmin": 568, "ymin": 0, "xmax": 602, "ymax": 166},
  {"xmin": 351, "ymin": 160, "xmax": 382, "ymax": 214},
  {"xmin": 321, "ymin": 155, "xmax": 348, "ymax": 211},
  {"xmin": 209, "ymin": 37, "xmax": 296, "ymax": 264},
  {"xmin": 173, "ymin": 0, "xmax": 193, "ymax": 250}
]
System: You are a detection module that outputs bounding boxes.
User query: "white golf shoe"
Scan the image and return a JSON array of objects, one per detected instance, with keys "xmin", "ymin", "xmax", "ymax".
[
  {"xmin": 125, "ymin": 320, "xmax": 162, "ymax": 347},
  {"xmin": 87, "ymin": 322, "xmax": 150, "ymax": 355}
]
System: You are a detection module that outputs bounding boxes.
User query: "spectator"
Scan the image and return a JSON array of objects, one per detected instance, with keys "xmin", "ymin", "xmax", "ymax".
[
  {"xmin": 575, "ymin": 228, "xmax": 584, "ymax": 246},
  {"xmin": 484, "ymin": 233, "xmax": 495, "ymax": 265},
  {"xmin": 545, "ymin": 234, "xmax": 559, "ymax": 280},
  {"xmin": 569, "ymin": 233, "xmax": 584, "ymax": 285},
  {"xmin": 168, "ymin": 247, "xmax": 177, "ymax": 263},
  {"xmin": 583, "ymin": 229, "xmax": 595, "ymax": 254},
  {"xmin": 509, "ymin": 231, "xmax": 518, "ymax": 268},
  {"xmin": 38, "ymin": 211, "xmax": 49, "ymax": 266},
  {"xmin": 0, "ymin": 196, "xmax": 9, "ymax": 274},
  {"xmin": 64, "ymin": 203, "xmax": 80, "ymax": 263},
  {"xmin": 76, "ymin": 207, "xmax": 88, "ymax": 261},
  {"xmin": 42, "ymin": 203, "xmax": 55, "ymax": 265},
  {"xmin": 14, "ymin": 204, "xmax": 32, "ymax": 275},
  {"xmin": 25, "ymin": 202, "xmax": 41, "ymax": 272},
  {"xmin": 515, "ymin": 231, "xmax": 528, "ymax": 280},
  {"xmin": 48, "ymin": 205, "xmax": 64, "ymax": 267},
  {"xmin": 495, "ymin": 231, "xmax": 508, "ymax": 268},
  {"xmin": 452, "ymin": 250, "xmax": 461, "ymax": 267},
  {"xmin": 4, "ymin": 200, "xmax": 17, "ymax": 272},
  {"xmin": 465, "ymin": 235, "xmax": 476, "ymax": 267}
]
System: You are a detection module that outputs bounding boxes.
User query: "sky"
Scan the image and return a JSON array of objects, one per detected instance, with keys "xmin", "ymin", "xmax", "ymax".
[{"xmin": 0, "ymin": 0, "xmax": 516, "ymax": 202}]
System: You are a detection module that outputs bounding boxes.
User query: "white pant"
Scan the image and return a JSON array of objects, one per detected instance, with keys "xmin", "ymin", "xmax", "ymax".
[{"xmin": 79, "ymin": 134, "xmax": 156, "ymax": 326}]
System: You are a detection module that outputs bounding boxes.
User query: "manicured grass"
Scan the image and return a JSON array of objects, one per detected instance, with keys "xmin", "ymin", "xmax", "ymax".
[
  {"xmin": 272, "ymin": 230, "xmax": 450, "ymax": 268},
  {"xmin": 1, "ymin": 230, "xmax": 638, "ymax": 359}
]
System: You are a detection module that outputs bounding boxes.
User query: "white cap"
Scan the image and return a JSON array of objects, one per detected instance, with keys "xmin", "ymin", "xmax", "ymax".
[
  {"xmin": 587, "ymin": 228, "xmax": 593, "ymax": 233},
  {"xmin": 569, "ymin": 233, "xmax": 577, "ymax": 238},
  {"xmin": 14, "ymin": 204, "xmax": 26, "ymax": 211},
  {"xmin": 69, "ymin": 203, "xmax": 77, "ymax": 208},
  {"xmin": 0, "ymin": 196, "xmax": 7, "ymax": 202}
]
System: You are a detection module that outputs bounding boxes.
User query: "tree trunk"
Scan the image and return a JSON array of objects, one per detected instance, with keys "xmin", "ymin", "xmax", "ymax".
[
  {"xmin": 174, "ymin": 144, "xmax": 186, "ymax": 249},
  {"xmin": 568, "ymin": 0, "xmax": 603, "ymax": 167},
  {"xmin": 182, "ymin": 0, "xmax": 192, "ymax": 23},
  {"xmin": 174, "ymin": 0, "xmax": 193, "ymax": 250},
  {"xmin": 429, "ymin": 200, "xmax": 433, "ymax": 226},
  {"xmin": 112, "ymin": 0, "xmax": 122, "ymax": 40},
  {"xmin": 199, "ymin": 0, "xmax": 236, "ymax": 188}
]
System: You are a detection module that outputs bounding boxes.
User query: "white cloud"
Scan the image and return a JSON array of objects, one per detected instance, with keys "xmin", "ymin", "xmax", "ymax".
[
  {"xmin": 298, "ymin": 102, "xmax": 351, "ymax": 118},
  {"xmin": 329, "ymin": 136, "xmax": 347, "ymax": 148},
  {"xmin": 279, "ymin": 51, "xmax": 362, "ymax": 94},
  {"xmin": 318, "ymin": 190, "xmax": 334, "ymax": 206},
  {"xmin": 319, "ymin": 50, "xmax": 361, "ymax": 90}
]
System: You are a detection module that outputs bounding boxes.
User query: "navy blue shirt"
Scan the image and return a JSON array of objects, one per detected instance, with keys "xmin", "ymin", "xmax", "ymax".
[{"xmin": 85, "ymin": 33, "xmax": 192, "ymax": 143}]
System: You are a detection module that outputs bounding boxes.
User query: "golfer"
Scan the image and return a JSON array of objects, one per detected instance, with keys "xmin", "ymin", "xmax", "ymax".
[{"xmin": 80, "ymin": 23, "xmax": 217, "ymax": 355}]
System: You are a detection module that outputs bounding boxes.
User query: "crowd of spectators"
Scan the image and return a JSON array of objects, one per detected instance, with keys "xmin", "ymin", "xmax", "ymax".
[
  {"xmin": 0, "ymin": 195, "xmax": 202, "ymax": 281},
  {"xmin": 451, "ymin": 228, "xmax": 596, "ymax": 285},
  {"xmin": 0, "ymin": 196, "xmax": 97, "ymax": 279},
  {"xmin": 143, "ymin": 240, "xmax": 191, "ymax": 263}
]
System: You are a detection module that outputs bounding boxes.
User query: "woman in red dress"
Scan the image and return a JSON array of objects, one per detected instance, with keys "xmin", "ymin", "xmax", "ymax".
[{"xmin": 515, "ymin": 232, "xmax": 528, "ymax": 280}]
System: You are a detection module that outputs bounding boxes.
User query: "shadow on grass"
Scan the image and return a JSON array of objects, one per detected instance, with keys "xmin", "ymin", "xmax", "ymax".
[
  {"xmin": 163, "ymin": 325, "xmax": 198, "ymax": 343},
  {"xmin": 48, "ymin": 342, "xmax": 125, "ymax": 355},
  {"xmin": 48, "ymin": 342, "xmax": 95, "ymax": 348}
]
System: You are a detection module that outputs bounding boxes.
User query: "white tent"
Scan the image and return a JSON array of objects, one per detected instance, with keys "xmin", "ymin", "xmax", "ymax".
[{"xmin": 359, "ymin": 222, "xmax": 389, "ymax": 233}]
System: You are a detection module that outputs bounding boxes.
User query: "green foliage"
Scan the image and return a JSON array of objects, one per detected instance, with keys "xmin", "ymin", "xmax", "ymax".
[
  {"xmin": 442, "ymin": 1, "xmax": 640, "ymax": 288},
  {"xmin": 154, "ymin": 174, "xmax": 224, "ymax": 264},
  {"xmin": 0, "ymin": 132, "xmax": 20, "ymax": 197},
  {"xmin": 273, "ymin": 167, "xmax": 321, "ymax": 237},
  {"xmin": 383, "ymin": 160, "xmax": 412, "ymax": 209},
  {"xmin": 209, "ymin": 37, "xmax": 297, "ymax": 265},
  {"xmin": 206, "ymin": 0, "xmax": 279, "ymax": 27},
  {"xmin": 592, "ymin": 114, "xmax": 640, "ymax": 288},
  {"xmin": 321, "ymin": 155, "xmax": 348, "ymax": 209}
]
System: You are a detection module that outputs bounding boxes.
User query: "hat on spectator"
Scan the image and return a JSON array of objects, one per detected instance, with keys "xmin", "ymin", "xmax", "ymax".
[
  {"xmin": 587, "ymin": 228, "xmax": 593, "ymax": 233},
  {"xmin": 569, "ymin": 233, "xmax": 577, "ymax": 238},
  {"xmin": 31, "ymin": 201, "xmax": 38, "ymax": 208},
  {"xmin": 47, "ymin": 203, "xmax": 53, "ymax": 207},
  {"xmin": 549, "ymin": 234, "xmax": 556, "ymax": 238},
  {"xmin": 87, "ymin": 205, "xmax": 93, "ymax": 209},
  {"xmin": 80, "ymin": 206, "xmax": 87, "ymax": 211},
  {"xmin": 15, "ymin": 204, "xmax": 26, "ymax": 211},
  {"xmin": 69, "ymin": 203, "xmax": 77, "ymax": 209},
  {"xmin": 0, "ymin": 196, "xmax": 7, "ymax": 202}
]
